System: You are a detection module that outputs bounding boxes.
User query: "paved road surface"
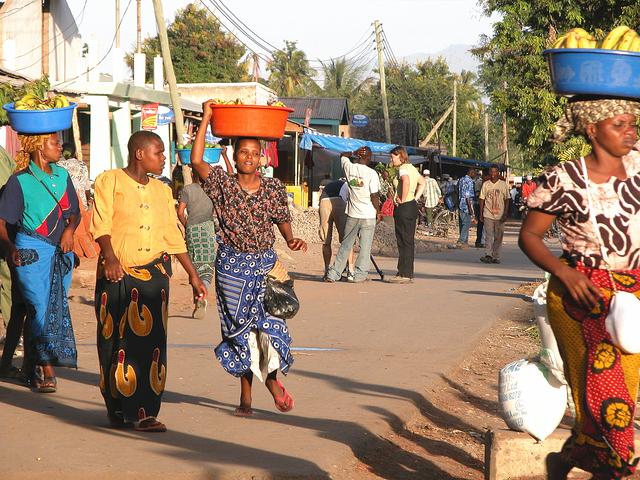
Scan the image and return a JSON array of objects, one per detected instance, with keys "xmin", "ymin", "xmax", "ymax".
[{"xmin": 0, "ymin": 222, "xmax": 544, "ymax": 479}]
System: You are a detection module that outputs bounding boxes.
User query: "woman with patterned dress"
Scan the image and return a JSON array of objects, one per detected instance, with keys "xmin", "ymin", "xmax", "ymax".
[
  {"xmin": 191, "ymin": 99, "xmax": 307, "ymax": 417},
  {"xmin": 91, "ymin": 131, "xmax": 206, "ymax": 432},
  {"xmin": 0, "ymin": 132, "xmax": 80, "ymax": 393},
  {"xmin": 519, "ymin": 98, "xmax": 640, "ymax": 479}
]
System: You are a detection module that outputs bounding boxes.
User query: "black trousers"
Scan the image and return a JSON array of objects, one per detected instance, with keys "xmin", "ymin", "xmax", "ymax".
[
  {"xmin": 393, "ymin": 200, "xmax": 418, "ymax": 278},
  {"xmin": 474, "ymin": 201, "xmax": 484, "ymax": 246}
]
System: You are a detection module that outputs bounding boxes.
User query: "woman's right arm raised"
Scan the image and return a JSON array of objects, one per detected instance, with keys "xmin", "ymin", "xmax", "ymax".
[{"xmin": 190, "ymin": 100, "xmax": 216, "ymax": 181}]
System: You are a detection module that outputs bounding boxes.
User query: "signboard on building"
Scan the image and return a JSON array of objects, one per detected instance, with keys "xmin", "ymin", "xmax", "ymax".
[
  {"xmin": 157, "ymin": 105, "xmax": 175, "ymax": 125},
  {"xmin": 141, "ymin": 103, "xmax": 160, "ymax": 130},
  {"xmin": 352, "ymin": 114, "xmax": 369, "ymax": 127}
]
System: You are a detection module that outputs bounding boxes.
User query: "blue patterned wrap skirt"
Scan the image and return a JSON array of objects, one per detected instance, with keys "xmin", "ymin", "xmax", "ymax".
[{"xmin": 214, "ymin": 242, "xmax": 293, "ymax": 377}]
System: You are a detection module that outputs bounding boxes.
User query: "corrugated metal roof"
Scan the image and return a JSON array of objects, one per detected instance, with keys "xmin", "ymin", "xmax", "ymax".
[
  {"xmin": 0, "ymin": 67, "xmax": 32, "ymax": 88},
  {"xmin": 280, "ymin": 97, "xmax": 349, "ymax": 124}
]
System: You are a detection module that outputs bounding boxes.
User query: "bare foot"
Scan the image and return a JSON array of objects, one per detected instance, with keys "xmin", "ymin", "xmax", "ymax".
[{"xmin": 233, "ymin": 406, "xmax": 254, "ymax": 417}]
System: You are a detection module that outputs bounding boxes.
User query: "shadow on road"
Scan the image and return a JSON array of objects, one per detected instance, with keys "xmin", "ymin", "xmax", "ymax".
[
  {"xmin": 455, "ymin": 290, "xmax": 532, "ymax": 300},
  {"xmin": 0, "ymin": 379, "xmax": 331, "ymax": 479}
]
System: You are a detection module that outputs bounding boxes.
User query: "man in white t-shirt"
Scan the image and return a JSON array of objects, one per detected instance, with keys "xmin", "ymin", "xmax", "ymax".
[
  {"xmin": 479, "ymin": 165, "xmax": 510, "ymax": 264},
  {"xmin": 325, "ymin": 146, "xmax": 381, "ymax": 283}
]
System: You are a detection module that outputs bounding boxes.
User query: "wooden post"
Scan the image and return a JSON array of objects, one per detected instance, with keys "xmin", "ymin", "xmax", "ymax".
[
  {"xmin": 72, "ymin": 108, "xmax": 83, "ymax": 162},
  {"xmin": 151, "ymin": 0, "xmax": 190, "ymax": 184},
  {"xmin": 115, "ymin": 0, "xmax": 121, "ymax": 49},
  {"xmin": 484, "ymin": 111, "xmax": 489, "ymax": 162},
  {"xmin": 374, "ymin": 21, "xmax": 391, "ymax": 143},
  {"xmin": 41, "ymin": 0, "xmax": 51, "ymax": 76},
  {"xmin": 452, "ymin": 78, "xmax": 457, "ymax": 157}
]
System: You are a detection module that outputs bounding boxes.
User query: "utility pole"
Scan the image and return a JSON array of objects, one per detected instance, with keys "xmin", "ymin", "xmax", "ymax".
[
  {"xmin": 484, "ymin": 111, "xmax": 489, "ymax": 162},
  {"xmin": 136, "ymin": 0, "xmax": 142, "ymax": 53},
  {"xmin": 502, "ymin": 81, "xmax": 510, "ymax": 178},
  {"xmin": 41, "ymin": 0, "xmax": 51, "ymax": 76},
  {"xmin": 452, "ymin": 78, "xmax": 457, "ymax": 157},
  {"xmin": 374, "ymin": 20, "xmax": 391, "ymax": 143},
  {"xmin": 115, "ymin": 0, "xmax": 121, "ymax": 49},
  {"xmin": 151, "ymin": 0, "xmax": 189, "ymax": 179}
]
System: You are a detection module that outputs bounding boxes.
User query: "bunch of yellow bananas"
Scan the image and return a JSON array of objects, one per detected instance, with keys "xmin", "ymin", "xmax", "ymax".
[
  {"xmin": 601, "ymin": 26, "xmax": 640, "ymax": 52},
  {"xmin": 553, "ymin": 28, "xmax": 597, "ymax": 48},
  {"xmin": 14, "ymin": 93, "xmax": 69, "ymax": 111}
]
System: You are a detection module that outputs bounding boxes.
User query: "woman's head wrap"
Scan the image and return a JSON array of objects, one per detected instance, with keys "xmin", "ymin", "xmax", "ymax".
[
  {"xmin": 553, "ymin": 98, "xmax": 640, "ymax": 143},
  {"xmin": 15, "ymin": 133, "xmax": 49, "ymax": 172}
]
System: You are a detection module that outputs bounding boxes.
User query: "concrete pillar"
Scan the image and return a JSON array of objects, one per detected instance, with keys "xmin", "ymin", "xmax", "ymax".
[
  {"xmin": 84, "ymin": 95, "xmax": 111, "ymax": 180},
  {"xmin": 153, "ymin": 55, "xmax": 164, "ymax": 90},
  {"xmin": 155, "ymin": 123, "xmax": 171, "ymax": 178},
  {"xmin": 111, "ymin": 47, "xmax": 125, "ymax": 83},
  {"xmin": 111, "ymin": 102, "xmax": 132, "ymax": 168},
  {"xmin": 133, "ymin": 53, "xmax": 146, "ymax": 86}
]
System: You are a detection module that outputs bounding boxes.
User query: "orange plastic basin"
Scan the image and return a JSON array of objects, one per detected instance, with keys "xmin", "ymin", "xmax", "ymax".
[{"xmin": 209, "ymin": 104, "xmax": 294, "ymax": 140}]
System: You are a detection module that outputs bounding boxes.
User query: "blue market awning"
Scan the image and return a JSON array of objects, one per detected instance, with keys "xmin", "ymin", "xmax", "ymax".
[{"xmin": 300, "ymin": 130, "xmax": 396, "ymax": 154}]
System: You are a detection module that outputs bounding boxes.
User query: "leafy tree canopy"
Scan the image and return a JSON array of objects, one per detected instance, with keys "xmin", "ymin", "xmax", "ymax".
[
  {"xmin": 355, "ymin": 58, "xmax": 498, "ymax": 161},
  {"xmin": 474, "ymin": 0, "xmax": 640, "ymax": 165},
  {"xmin": 267, "ymin": 41, "xmax": 318, "ymax": 97},
  {"xmin": 125, "ymin": 3, "xmax": 246, "ymax": 83}
]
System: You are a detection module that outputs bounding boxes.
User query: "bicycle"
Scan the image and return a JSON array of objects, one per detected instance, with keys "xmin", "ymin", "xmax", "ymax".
[{"xmin": 431, "ymin": 205, "xmax": 459, "ymax": 238}]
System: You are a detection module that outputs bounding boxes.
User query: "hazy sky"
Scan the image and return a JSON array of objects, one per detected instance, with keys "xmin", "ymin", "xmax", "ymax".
[{"xmin": 68, "ymin": 0, "xmax": 497, "ymax": 75}]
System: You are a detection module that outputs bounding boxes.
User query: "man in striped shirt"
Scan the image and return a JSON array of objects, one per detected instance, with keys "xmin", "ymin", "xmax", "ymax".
[{"xmin": 420, "ymin": 169, "xmax": 441, "ymax": 227}]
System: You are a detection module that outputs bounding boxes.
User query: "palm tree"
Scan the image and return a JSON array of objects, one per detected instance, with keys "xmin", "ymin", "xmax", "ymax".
[
  {"xmin": 320, "ymin": 57, "xmax": 373, "ymax": 99},
  {"xmin": 267, "ymin": 41, "xmax": 317, "ymax": 97}
]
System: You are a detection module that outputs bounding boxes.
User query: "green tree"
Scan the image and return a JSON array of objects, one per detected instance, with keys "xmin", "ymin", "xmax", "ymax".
[
  {"xmin": 267, "ymin": 41, "xmax": 317, "ymax": 96},
  {"xmin": 474, "ymin": 0, "xmax": 640, "ymax": 165},
  {"xmin": 319, "ymin": 57, "xmax": 373, "ymax": 100},
  {"xmin": 125, "ymin": 3, "xmax": 245, "ymax": 83},
  {"xmin": 356, "ymin": 58, "xmax": 491, "ymax": 160}
]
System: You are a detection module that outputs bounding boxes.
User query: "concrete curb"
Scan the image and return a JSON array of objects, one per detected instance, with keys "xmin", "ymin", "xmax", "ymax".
[{"xmin": 485, "ymin": 428, "xmax": 640, "ymax": 479}]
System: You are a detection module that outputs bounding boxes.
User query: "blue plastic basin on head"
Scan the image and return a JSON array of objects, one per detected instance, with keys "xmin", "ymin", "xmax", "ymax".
[
  {"xmin": 176, "ymin": 147, "xmax": 223, "ymax": 165},
  {"xmin": 544, "ymin": 49, "xmax": 640, "ymax": 98},
  {"xmin": 3, "ymin": 102, "xmax": 77, "ymax": 134}
]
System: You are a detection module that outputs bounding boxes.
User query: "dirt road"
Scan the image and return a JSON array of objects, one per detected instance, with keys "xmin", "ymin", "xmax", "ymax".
[{"xmin": 0, "ymin": 222, "xmax": 543, "ymax": 479}]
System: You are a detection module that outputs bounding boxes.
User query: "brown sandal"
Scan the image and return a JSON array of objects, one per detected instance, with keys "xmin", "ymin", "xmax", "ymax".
[
  {"xmin": 134, "ymin": 417, "xmax": 167, "ymax": 432},
  {"xmin": 33, "ymin": 376, "xmax": 56, "ymax": 393}
]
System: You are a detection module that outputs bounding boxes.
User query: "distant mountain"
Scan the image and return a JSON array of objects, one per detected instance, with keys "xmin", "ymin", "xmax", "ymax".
[{"xmin": 401, "ymin": 44, "xmax": 480, "ymax": 74}]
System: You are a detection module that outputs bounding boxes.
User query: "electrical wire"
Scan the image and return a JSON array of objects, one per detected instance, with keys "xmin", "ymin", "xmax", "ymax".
[
  {"xmin": 0, "ymin": 0, "xmax": 39, "ymax": 20},
  {"xmin": 199, "ymin": 0, "xmax": 271, "ymax": 63},
  {"xmin": 209, "ymin": 0, "xmax": 282, "ymax": 53},
  {"xmin": 53, "ymin": 0, "xmax": 133, "ymax": 87},
  {"xmin": 204, "ymin": 0, "xmax": 274, "ymax": 56},
  {"xmin": 4, "ymin": 0, "xmax": 88, "ymax": 65},
  {"xmin": 309, "ymin": 32, "xmax": 375, "ymax": 65}
]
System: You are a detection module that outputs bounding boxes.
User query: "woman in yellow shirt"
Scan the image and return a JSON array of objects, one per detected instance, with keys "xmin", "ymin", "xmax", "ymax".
[
  {"xmin": 388, "ymin": 146, "xmax": 425, "ymax": 283},
  {"xmin": 90, "ymin": 131, "xmax": 206, "ymax": 432}
]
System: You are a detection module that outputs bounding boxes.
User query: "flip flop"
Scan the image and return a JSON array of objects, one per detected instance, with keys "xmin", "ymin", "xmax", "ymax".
[
  {"xmin": 33, "ymin": 376, "xmax": 56, "ymax": 393},
  {"xmin": 134, "ymin": 417, "xmax": 167, "ymax": 432},
  {"xmin": 233, "ymin": 406, "xmax": 254, "ymax": 417},
  {"xmin": 273, "ymin": 379, "xmax": 294, "ymax": 413}
]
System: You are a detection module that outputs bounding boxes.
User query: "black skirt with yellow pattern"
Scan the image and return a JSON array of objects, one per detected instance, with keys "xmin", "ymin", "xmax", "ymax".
[{"xmin": 95, "ymin": 254, "xmax": 171, "ymax": 424}]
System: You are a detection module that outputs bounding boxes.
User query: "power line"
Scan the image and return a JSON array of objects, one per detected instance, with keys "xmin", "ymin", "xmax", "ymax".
[
  {"xmin": 203, "ymin": 0, "xmax": 274, "ymax": 56},
  {"xmin": 210, "ymin": 0, "xmax": 282, "ymax": 54},
  {"xmin": 309, "ymin": 31, "xmax": 375, "ymax": 65},
  {"xmin": 199, "ymin": 0, "xmax": 271, "ymax": 63},
  {"xmin": 54, "ymin": 0, "xmax": 133, "ymax": 87},
  {"xmin": 4, "ymin": 0, "xmax": 88, "ymax": 65},
  {"xmin": 0, "ymin": 0, "xmax": 39, "ymax": 20}
]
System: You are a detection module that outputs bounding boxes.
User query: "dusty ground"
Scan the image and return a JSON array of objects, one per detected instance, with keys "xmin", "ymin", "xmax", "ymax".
[{"xmin": 351, "ymin": 283, "xmax": 541, "ymax": 480}]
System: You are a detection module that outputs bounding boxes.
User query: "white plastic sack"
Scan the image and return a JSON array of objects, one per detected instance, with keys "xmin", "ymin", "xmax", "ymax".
[
  {"xmin": 499, "ymin": 359, "xmax": 567, "ymax": 441},
  {"xmin": 532, "ymin": 282, "xmax": 565, "ymax": 384},
  {"xmin": 605, "ymin": 291, "xmax": 640, "ymax": 354}
]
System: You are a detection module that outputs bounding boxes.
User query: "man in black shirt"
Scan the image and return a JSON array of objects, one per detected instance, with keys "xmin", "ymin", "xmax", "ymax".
[{"xmin": 319, "ymin": 179, "xmax": 354, "ymax": 278}]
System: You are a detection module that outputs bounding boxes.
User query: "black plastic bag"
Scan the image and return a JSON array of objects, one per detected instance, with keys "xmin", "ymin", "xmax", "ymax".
[{"xmin": 264, "ymin": 278, "xmax": 299, "ymax": 319}]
